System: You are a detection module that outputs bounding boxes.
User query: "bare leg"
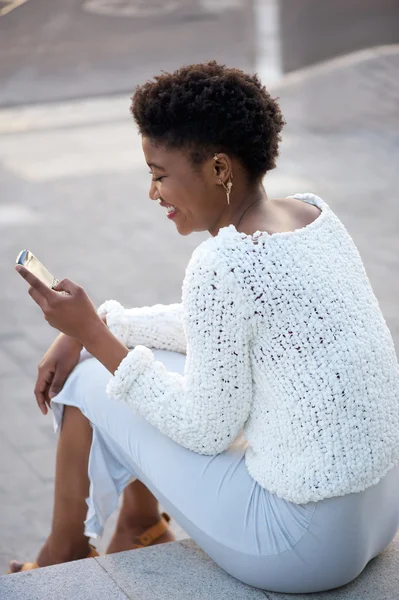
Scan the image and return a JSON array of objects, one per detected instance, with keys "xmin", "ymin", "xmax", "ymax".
[
  {"xmin": 10, "ymin": 405, "xmax": 92, "ymax": 571},
  {"xmin": 39, "ymin": 405, "xmax": 94, "ymax": 565},
  {"xmin": 106, "ymin": 480, "xmax": 175, "ymax": 554},
  {"xmin": 10, "ymin": 405, "xmax": 173, "ymax": 572}
]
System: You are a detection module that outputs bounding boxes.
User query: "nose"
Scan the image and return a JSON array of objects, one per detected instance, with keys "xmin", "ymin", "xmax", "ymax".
[{"xmin": 149, "ymin": 180, "xmax": 159, "ymax": 201}]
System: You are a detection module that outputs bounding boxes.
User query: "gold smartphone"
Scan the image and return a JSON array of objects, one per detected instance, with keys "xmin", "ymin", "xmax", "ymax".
[{"xmin": 16, "ymin": 250, "xmax": 59, "ymax": 289}]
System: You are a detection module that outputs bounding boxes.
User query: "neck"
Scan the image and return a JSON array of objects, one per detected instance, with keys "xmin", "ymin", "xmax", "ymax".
[{"xmin": 209, "ymin": 182, "xmax": 269, "ymax": 236}]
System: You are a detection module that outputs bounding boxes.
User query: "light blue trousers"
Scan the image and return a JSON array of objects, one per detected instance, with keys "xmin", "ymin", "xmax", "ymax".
[{"xmin": 52, "ymin": 349, "xmax": 399, "ymax": 594}]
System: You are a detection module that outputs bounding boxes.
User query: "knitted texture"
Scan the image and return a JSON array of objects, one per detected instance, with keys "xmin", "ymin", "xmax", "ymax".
[
  {"xmin": 97, "ymin": 302, "xmax": 185, "ymax": 354},
  {"xmin": 102, "ymin": 193, "xmax": 399, "ymax": 504}
]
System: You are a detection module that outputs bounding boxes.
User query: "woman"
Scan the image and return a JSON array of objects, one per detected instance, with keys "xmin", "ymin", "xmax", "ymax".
[{"xmin": 10, "ymin": 61, "xmax": 399, "ymax": 594}]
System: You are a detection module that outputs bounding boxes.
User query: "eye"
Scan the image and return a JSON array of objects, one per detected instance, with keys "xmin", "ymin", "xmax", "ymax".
[{"xmin": 149, "ymin": 171, "xmax": 165, "ymax": 182}]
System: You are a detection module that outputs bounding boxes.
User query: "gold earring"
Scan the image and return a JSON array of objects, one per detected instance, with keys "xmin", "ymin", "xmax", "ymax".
[
  {"xmin": 218, "ymin": 178, "xmax": 233, "ymax": 205},
  {"xmin": 214, "ymin": 154, "xmax": 233, "ymax": 205}
]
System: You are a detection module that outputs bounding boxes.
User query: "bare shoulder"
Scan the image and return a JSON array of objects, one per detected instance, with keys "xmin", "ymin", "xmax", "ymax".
[
  {"xmin": 240, "ymin": 197, "xmax": 321, "ymax": 236},
  {"xmin": 275, "ymin": 196, "xmax": 321, "ymax": 219},
  {"xmin": 272, "ymin": 197, "xmax": 321, "ymax": 231}
]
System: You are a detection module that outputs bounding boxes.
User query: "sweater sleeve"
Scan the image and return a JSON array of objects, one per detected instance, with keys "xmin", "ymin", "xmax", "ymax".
[
  {"xmin": 106, "ymin": 249, "xmax": 253, "ymax": 455},
  {"xmin": 97, "ymin": 300, "xmax": 186, "ymax": 353}
]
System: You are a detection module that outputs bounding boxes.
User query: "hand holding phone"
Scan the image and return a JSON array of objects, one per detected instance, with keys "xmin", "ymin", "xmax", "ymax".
[{"xmin": 15, "ymin": 251, "xmax": 102, "ymax": 345}]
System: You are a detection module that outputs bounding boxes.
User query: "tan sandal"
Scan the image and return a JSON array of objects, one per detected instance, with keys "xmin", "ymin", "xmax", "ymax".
[
  {"xmin": 8, "ymin": 513, "xmax": 171, "ymax": 574},
  {"xmin": 130, "ymin": 512, "xmax": 171, "ymax": 549},
  {"xmin": 8, "ymin": 544, "xmax": 99, "ymax": 574}
]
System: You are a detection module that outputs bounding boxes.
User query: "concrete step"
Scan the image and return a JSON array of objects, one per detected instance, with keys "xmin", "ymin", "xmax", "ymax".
[{"xmin": 1, "ymin": 534, "xmax": 398, "ymax": 600}]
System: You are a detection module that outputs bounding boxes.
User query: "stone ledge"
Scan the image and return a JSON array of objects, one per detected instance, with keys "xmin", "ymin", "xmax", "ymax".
[
  {"xmin": 0, "ymin": 554, "xmax": 128, "ymax": 600},
  {"xmin": 1, "ymin": 535, "xmax": 398, "ymax": 600}
]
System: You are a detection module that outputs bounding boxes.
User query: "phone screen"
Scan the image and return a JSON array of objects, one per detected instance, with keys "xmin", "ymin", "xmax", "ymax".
[{"xmin": 16, "ymin": 250, "xmax": 57, "ymax": 289}]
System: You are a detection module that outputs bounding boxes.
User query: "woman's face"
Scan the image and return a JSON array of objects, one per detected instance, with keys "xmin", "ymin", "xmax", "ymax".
[{"xmin": 142, "ymin": 136, "xmax": 223, "ymax": 236}]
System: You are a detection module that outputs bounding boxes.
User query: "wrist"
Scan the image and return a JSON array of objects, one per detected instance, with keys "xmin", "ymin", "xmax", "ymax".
[
  {"xmin": 80, "ymin": 320, "xmax": 129, "ymax": 375},
  {"xmin": 79, "ymin": 318, "xmax": 109, "ymax": 353},
  {"xmin": 59, "ymin": 332, "xmax": 83, "ymax": 350}
]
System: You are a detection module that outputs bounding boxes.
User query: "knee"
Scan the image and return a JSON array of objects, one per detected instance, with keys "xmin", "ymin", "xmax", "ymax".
[{"xmin": 60, "ymin": 404, "xmax": 92, "ymax": 439}]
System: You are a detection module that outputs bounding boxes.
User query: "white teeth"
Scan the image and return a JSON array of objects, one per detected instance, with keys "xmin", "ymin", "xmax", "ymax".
[{"xmin": 165, "ymin": 205, "xmax": 176, "ymax": 213}]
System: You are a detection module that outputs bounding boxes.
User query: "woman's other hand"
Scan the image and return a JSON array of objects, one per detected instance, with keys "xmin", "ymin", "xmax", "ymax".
[{"xmin": 35, "ymin": 334, "xmax": 83, "ymax": 415}]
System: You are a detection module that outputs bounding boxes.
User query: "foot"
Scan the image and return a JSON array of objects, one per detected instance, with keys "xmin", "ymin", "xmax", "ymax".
[
  {"xmin": 9, "ymin": 538, "xmax": 93, "ymax": 574},
  {"xmin": 8, "ymin": 560, "xmax": 38, "ymax": 574},
  {"xmin": 106, "ymin": 513, "xmax": 175, "ymax": 554}
]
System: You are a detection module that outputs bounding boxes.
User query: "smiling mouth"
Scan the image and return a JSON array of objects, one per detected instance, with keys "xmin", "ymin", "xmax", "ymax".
[
  {"xmin": 166, "ymin": 207, "xmax": 178, "ymax": 220},
  {"xmin": 158, "ymin": 199, "xmax": 178, "ymax": 215}
]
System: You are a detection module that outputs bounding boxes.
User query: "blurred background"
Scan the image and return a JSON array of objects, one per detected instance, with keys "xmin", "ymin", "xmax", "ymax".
[{"xmin": 0, "ymin": 0, "xmax": 398, "ymax": 572}]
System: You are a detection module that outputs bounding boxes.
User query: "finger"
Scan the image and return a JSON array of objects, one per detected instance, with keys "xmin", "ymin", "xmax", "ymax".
[
  {"xmin": 16, "ymin": 265, "xmax": 52, "ymax": 299},
  {"xmin": 35, "ymin": 370, "xmax": 55, "ymax": 415},
  {"xmin": 52, "ymin": 278, "xmax": 78, "ymax": 295},
  {"xmin": 49, "ymin": 369, "xmax": 69, "ymax": 398},
  {"xmin": 34, "ymin": 379, "xmax": 51, "ymax": 415},
  {"xmin": 42, "ymin": 380, "xmax": 53, "ymax": 411},
  {"xmin": 28, "ymin": 286, "xmax": 48, "ymax": 311}
]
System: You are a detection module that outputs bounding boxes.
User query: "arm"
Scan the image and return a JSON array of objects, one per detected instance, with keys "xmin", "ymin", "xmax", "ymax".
[
  {"xmin": 84, "ymin": 322, "xmax": 129, "ymax": 375},
  {"xmin": 94, "ymin": 251, "xmax": 253, "ymax": 455},
  {"xmin": 98, "ymin": 300, "xmax": 185, "ymax": 353}
]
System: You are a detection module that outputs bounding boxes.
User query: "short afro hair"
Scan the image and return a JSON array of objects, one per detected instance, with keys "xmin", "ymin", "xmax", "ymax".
[{"xmin": 131, "ymin": 60, "xmax": 285, "ymax": 180}]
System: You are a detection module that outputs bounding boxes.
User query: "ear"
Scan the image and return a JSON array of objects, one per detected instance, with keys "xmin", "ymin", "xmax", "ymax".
[{"xmin": 212, "ymin": 153, "xmax": 233, "ymax": 184}]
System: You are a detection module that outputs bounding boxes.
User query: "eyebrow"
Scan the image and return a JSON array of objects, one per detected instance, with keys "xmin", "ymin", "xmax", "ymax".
[{"xmin": 148, "ymin": 163, "xmax": 165, "ymax": 171}]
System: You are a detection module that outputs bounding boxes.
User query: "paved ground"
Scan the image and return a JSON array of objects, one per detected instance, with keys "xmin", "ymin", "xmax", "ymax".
[
  {"xmin": 0, "ymin": 0, "xmax": 257, "ymax": 106},
  {"xmin": 277, "ymin": 0, "xmax": 399, "ymax": 72},
  {"xmin": 0, "ymin": 0, "xmax": 398, "ymax": 581}
]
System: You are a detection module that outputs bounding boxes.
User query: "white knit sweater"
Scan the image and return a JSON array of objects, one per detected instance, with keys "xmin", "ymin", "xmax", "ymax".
[{"xmin": 98, "ymin": 193, "xmax": 399, "ymax": 504}]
